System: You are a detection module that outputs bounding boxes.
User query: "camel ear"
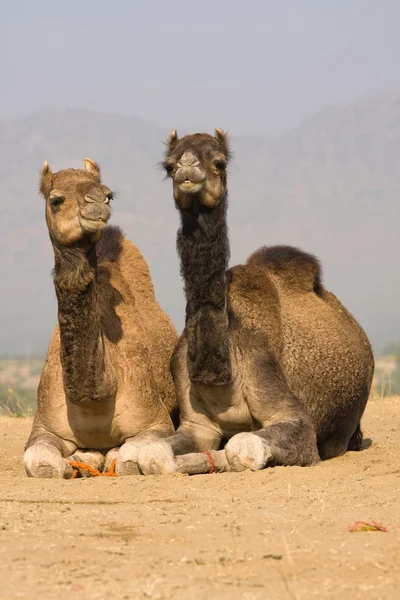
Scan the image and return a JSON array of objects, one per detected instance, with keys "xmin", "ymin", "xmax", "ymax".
[
  {"xmin": 167, "ymin": 130, "xmax": 179, "ymax": 153},
  {"xmin": 40, "ymin": 161, "xmax": 53, "ymax": 196},
  {"xmin": 215, "ymin": 129, "xmax": 231, "ymax": 159},
  {"xmin": 84, "ymin": 158, "xmax": 101, "ymax": 181}
]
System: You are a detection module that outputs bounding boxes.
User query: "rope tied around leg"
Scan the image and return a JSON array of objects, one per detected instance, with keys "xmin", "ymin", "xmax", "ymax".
[
  {"xmin": 203, "ymin": 451, "xmax": 215, "ymax": 474},
  {"xmin": 68, "ymin": 458, "xmax": 117, "ymax": 479}
]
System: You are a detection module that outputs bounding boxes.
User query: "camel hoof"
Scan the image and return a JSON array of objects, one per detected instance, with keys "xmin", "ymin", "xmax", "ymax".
[
  {"xmin": 225, "ymin": 433, "xmax": 272, "ymax": 472},
  {"xmin": 137, "ymin": 441, "xmax": 176, "ymax": 476},
  {"xmin": 23, "ymin": 444, "xmax": 73, "ymax": 479}
]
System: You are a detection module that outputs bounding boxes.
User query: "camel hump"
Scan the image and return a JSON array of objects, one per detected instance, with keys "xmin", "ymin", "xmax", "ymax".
[{"xmin": 247, "ymin": 245, "xmax": 322, "ymax": 294}]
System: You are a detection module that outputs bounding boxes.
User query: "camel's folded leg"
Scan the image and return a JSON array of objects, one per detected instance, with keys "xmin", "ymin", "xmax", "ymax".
[
  {"xmin": 175, "ymin": 450, "xmax": 230, "ymax": 475},
  {"xmin": 67, "ymin": 449, "xmax": 107, "ymax": 477},
  {"xmin": 24, "ymin": 431, "xmax": 75, "ymax": 479},
  {"xmin": 137, "ymin": 424, "xmax": 222, "ymax": 476}
]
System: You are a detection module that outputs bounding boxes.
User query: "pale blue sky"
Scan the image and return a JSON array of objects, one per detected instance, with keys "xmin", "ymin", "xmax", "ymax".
[{"xmin": 2, "ymin": 0, "xmax": 400, "ymax": 136}]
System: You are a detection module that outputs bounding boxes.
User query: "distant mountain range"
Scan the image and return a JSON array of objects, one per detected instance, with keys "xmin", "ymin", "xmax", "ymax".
[{"xmin": 1, "ymin": 93, "xmax": 399, "ymax": 355}]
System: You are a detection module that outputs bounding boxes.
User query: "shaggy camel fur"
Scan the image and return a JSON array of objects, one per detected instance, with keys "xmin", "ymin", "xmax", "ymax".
[
  {"xmin": 24, "ymin": 159, "xmax": 177, "ymax": 478},
  {"xmin": 136, "ymin": 130, "xmax": 374, "ymax": 476}
]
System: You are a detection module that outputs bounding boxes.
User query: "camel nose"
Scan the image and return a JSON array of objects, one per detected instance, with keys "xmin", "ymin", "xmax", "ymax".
[
  {"xmin": 84, "ymin": 188, "xmax": 109, "ymax": 205},
  {"xmin": 177, "ymin": 151, "xmax": 200, "ymax": 168}
]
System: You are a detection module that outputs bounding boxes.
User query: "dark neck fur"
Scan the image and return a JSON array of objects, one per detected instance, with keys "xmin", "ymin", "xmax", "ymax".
[
  {"xmin": 177, "ymin": 196, "xmax": 232, "ymax": 385},
  {"xmin": 52, "ymin": 240, "xmax": 114, "ymax": 404}
]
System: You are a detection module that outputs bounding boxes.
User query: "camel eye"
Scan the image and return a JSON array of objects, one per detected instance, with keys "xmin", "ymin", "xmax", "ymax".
[
  {"xmin": 214, "ymin": 160, "xmax": 226, "ymax": 172},
  {"xmin": 106, "ymin": 192, "xmax": 114, "ymax": 201},
  {"xmin": 50, "ymin": 196, "xmax": 64, "ymax": 208},
  {"xmin": 164, "ymin": 161, "xmax": 175, "ymax": 176}
]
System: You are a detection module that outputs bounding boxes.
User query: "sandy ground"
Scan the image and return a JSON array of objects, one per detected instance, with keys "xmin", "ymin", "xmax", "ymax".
[{"xmin": 1, "ymin": 397, "xmax": 400, "ymax": 600}]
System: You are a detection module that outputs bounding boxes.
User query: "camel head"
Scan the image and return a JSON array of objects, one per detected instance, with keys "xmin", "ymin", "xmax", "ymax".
[
  {"xmin": 163, "ymin": 129, "xmax": 231, "ymax": 210},
  {"xmin": 39, "ymin": 159, "xmax": 113, "ymax": 248}
]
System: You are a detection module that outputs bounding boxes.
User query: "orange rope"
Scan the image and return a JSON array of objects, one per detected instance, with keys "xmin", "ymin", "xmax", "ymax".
[
  {"xmin": 68, "ymin": 458, "xmax": 116, "ymax": 479},
  {"xmin": 203, "ymin": 451, "xmax": 215, "ymax": 474}
]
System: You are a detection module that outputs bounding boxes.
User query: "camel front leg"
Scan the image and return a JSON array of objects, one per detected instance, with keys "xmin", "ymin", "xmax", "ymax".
[
  {"xmin": 137, "ymin": 340, "xmax": 223, "ymax": 475},
  {"xmin": 136, "ymin": 341, "xmax": 222, "ymax": 476},
  {"xmin": 224, "ymin": 418, "xmax": 319, "ymax": 472},
  {"xmin": 137, "ymin": 422, "xmax": 222, "ymax": 476},
  {"xmin": 223, "ymin": 358, "xmax": 320, "ymax": 472},
  {"xmin": 172, "ymin": 421, "xmax": 316, "ymax": 476},
  {"xmin": 175, "ymin": 449, "xmax": 229, "ymax": 475},
  {"xmin": 24, "ymin": 430, "xmax": 76, "ymax": 479}
]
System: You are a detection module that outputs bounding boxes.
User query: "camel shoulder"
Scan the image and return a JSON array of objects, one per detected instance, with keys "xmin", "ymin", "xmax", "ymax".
[
  {"xmin": 96, "ymin": 225, "xmax": 156, "ymax": 302},
  {"xmin": 247, "ymin": 245, "xmax": 322, "ymax": 294}
]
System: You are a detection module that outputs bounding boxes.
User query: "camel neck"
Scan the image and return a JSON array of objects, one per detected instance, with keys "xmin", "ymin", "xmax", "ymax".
[
  {"xmin": 177, "ymin": 196, "xmax": 232, "ymax": 385},
  {"xmin": 52, "ymin": 242, "xmax": 114, "ymax": 404}
]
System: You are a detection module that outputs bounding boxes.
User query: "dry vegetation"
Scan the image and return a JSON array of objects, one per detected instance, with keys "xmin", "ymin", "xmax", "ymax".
[
  {"xmin": 0, "ymin": 354, "xmax": 398, "ymax": 419},
  {"xmin": 0, "ymin": 358, "xmax": 42, "ymax": 417}
]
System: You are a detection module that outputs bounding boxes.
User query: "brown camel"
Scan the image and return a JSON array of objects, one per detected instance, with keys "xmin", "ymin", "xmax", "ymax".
[
  {"xmin": 24, "ymin": 159, "xmax": 177, "ymax": 478},
  {"xmin": 136, "ymin": 130, "xmax": 374, "ymax": 476}
]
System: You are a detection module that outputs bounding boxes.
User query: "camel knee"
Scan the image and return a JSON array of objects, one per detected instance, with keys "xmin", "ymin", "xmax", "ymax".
[
  {"xmin": 115, "ymin": 441, "xmax": 141, "ymax": 476},
  {"xmin": 117, "ymin": 429, "xmax": 177, "ymax": 476},
  {"xmin": 225, "ymin": 432, "xmax": 272, "ymax": 472},
  {"xmin": 24, "ymin": 443, "xmax": 73, "ymax": 479},
  {"xmin": 137, "ymin": 440, "xmax": 176, "ymax": 476},
  {"xmin": 116, "ymin": 430, "xmax": 172, "ymax": 476}
]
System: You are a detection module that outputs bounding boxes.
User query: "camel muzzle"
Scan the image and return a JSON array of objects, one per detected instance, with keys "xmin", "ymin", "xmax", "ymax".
[
  {"xmin": 79, "ymin": 188, "xmax": 111, "ymax": 227},
  {"xmin": 79, "ymin": 198, "xmax": 111, "ymax": 233},
  {"xmin": 175, "ymin": 150, "xmax": 205, "ymax": 194},
  {"xmin": 84, "ymin": 189, "xmax": 110, "ymax": 205},
  {"xmin": 175, "ymin": 166, "xmax": 205, "ymax": 196}
]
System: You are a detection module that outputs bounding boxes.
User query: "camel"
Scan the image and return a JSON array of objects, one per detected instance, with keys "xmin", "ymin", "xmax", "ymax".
[
  {"xmin": 136, "ymin": 130, "xmax": 374, "ymax": 476},
  {"xmin": 24, "ymin": 159, "xmax": 177, "ymax": 478}
]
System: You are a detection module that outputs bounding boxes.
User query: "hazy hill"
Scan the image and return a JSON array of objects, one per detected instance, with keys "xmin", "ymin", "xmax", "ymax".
[{"xmin": 1, "ymin": 94, "xmax": 399, "ymax": 355}]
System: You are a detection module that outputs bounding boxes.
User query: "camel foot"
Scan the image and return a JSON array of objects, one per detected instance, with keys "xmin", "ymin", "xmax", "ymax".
[
  {"xmin": 225, "ymin": 433, "xmax": 272, "ymax": 472},
  {"xmin": 137, "ymin": 440, "xmax": 176, "ymax": 475},
  {"xmin": 24, "ymin": 443, "xmax": 73, "ymax": 479}
]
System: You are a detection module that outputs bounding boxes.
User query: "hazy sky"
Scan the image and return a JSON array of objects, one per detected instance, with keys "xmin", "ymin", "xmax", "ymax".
[{"xmin": 2, "ymin": 0, "xmax": 400, "ymax": 137}]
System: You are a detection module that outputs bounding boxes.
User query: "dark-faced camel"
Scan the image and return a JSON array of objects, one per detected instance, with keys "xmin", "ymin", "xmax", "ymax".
[
  {"xmin": 136, "ymin": 130, "xmax": 374, "ymax": 476},
  {"xmin": 24, "ymin": 159, "xmax": 177, "ymax": 477}
]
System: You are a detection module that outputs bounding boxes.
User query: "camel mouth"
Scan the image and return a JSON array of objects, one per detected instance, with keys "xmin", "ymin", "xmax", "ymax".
[
  {"xmin": 178, "ymin": 181, "xmax": 204, "ymax": 194},
  {"xmin": 79, "ymin": 215, "xmax": 109, "ymax": 234}
]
